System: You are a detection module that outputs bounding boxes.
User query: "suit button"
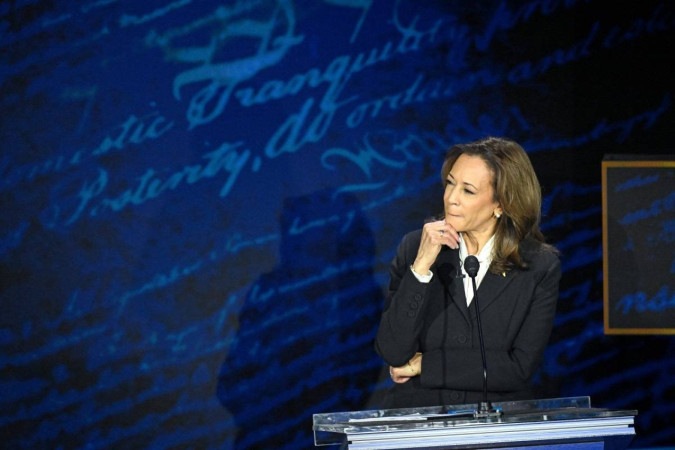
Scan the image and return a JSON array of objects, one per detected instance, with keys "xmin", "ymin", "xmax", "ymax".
[
  {"xmin": 458, "ymin": 335, "xmax": 467, "ymax": 344},
  {"xmin": 407, "ymin": 311, "xmax": 416, "ymax": 318},
  {"xmin": 414, "ymin": 294, "xmax": 422, "ymax": 301},
  {"xmin": 410, "ymin": 301, "xmax": 418, "ymax": 309}
]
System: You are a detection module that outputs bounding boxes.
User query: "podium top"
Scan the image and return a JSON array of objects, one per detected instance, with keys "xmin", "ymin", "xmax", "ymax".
[{"xmin": 313, "ymin": 397, "xmax": 638, "ymax": 448}]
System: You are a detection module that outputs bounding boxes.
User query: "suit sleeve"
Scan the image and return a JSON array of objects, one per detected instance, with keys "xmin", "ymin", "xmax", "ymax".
[
  {"xmin": 374, "ymin": 231, "xmax": 433, "ymax": 367},
  {"xmin": 420, "ymin": 251, "xmax": 561, "ymax": 392}
]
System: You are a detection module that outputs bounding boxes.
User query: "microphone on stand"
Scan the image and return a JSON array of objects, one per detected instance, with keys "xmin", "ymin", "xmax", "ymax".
[{"xmin": 464, "ymin": 255, "xmax": 502, "ymax": 418}]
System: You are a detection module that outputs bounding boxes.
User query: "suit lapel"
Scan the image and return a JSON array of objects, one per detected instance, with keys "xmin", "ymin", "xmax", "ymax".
[
  {"xmin": 434, "ymin": 248, "xmax": 471, "ymax": 323},
  {"xmin": 474, "ymin": 269, "xmax": 516, "ymax": 312},
  {"xmin": 431, "ymin": 235, "xmax": 519, "ymax": 315}
]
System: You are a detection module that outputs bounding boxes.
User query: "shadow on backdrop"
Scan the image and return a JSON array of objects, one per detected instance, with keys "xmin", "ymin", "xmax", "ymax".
[{"xmin": 217, "ymin": 188, "xmax": 385, "ymax": 449}]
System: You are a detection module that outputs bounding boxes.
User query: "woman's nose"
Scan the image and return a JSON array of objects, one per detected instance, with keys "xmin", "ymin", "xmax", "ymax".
[{"xmin": 446, "ymin": 187, "xmax": 458, "ymax": 205}]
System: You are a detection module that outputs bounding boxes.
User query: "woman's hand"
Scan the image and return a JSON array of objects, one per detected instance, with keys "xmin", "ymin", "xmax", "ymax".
[
  {"xmin": 412, "ymin": 221, "xmax": 460, "ymax": 275},
  {"xmin": 389, "ymin": 352, "xmax": 423, "ymax": 384}
]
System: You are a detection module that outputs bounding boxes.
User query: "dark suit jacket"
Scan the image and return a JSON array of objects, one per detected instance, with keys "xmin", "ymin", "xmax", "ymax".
[{"xmin": 375, "ymin": 229, "xmax": 561, "ymax": 408}]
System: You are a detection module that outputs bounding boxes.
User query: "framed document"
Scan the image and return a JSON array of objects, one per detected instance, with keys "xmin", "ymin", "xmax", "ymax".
[{"xmin": 602, "ymin": 155, "xmax": 675, "ymax": 334}]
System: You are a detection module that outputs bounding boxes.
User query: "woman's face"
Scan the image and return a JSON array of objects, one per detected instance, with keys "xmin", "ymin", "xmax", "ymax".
[{"xmin": 444, "ymin": 154, "xmax": 501, "ymax": 237}]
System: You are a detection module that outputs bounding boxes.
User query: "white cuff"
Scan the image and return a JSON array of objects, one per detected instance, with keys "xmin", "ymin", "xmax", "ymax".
[{"xmin": 410, "ymin": 265, "xmax": 433, "ymax": 283}]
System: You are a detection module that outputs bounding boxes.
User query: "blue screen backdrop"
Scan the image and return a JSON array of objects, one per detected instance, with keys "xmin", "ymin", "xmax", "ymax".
[{"xmin": 1, "ymin": 1, "xmax": 674, "ymax": 448}]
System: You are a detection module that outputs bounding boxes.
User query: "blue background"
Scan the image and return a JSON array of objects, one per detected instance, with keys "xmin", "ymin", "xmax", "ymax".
[{"xmin": 1, "ymin": 1, "xmax": 673, "ymax": 448}]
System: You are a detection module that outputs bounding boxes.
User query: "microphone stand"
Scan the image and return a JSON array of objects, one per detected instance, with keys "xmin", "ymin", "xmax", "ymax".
[{"xmin": 464, "ymin": 255, "xmax": 502, "ymax": 419}]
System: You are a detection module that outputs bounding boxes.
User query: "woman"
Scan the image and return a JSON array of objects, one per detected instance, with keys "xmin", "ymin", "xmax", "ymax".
[{"xmin": 375, "ymin": 136, "xmax": 560, "ymax": 408}]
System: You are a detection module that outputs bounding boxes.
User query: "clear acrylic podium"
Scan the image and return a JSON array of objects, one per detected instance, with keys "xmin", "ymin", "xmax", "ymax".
[{"xmin": 313, "ymin": 397, "xmax": 637, "ymax": 449}]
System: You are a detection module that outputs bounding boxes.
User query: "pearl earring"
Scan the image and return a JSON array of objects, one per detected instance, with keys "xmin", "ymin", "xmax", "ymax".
[{"xmin": 494, "ymin": 211, "xmax": 501, "ymax": 219}]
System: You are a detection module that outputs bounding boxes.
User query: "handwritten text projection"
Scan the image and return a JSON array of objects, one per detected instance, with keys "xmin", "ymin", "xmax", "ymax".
[{"xmin": 1, "ymin": 0, "xmax": 674, "ymax": 448}]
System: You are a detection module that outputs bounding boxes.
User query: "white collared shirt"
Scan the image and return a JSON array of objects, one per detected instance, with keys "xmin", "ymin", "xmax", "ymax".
[{"xmin": 459, "ymin": 233, "xmax": 495, "ymax": 306}]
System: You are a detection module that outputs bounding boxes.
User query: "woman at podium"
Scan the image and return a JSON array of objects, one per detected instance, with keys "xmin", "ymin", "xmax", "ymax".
[{"xmin": 375, "ymin": 136, "xmax": 561, "ymax": 409}]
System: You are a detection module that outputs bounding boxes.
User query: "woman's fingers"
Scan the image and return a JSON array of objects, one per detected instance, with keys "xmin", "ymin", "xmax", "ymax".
[
  {"xmin": 389, "ymin": 366, "xmax": 413, "ymax": 384},
  {"xmin": 414, "ymin": 221, "xmax": 460, "ymax": 273},
  {"xmin": 425, "ymin": 220, "xmax": 459, "ymax": 249}
]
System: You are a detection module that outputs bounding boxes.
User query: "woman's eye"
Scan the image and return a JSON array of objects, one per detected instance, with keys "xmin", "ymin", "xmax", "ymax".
[{"xmin": 464, "ymin": 189, "xmax": 475, "ymax": 195}]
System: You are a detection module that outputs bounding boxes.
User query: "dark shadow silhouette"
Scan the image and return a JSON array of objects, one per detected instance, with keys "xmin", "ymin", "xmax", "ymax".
[{"xmin": 217, "ymin": 188, "xmax": 385, "ymax": 449}]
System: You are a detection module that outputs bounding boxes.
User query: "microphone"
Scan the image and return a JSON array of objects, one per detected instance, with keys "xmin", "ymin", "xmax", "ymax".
[{"xmin": 464, "ymin": 255, "xmax": 502, "ymax": 418}]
